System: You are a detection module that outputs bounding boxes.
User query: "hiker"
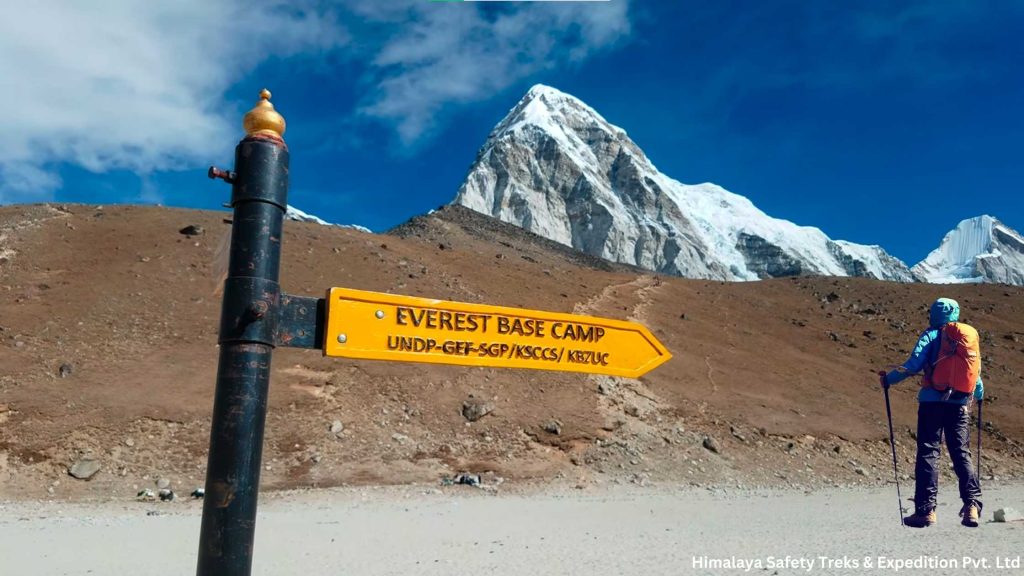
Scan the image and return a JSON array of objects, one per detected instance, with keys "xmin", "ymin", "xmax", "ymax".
[{"xmin": 879, "ymin": 297, "xmax": 984, "ymax": 528}]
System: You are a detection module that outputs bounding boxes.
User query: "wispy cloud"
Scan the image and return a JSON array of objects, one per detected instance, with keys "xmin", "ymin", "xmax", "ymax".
[
  {"xmin": 354, "ymin": 1, "xmax": 632, "ymax": 145},
  {"xmin": 0, "ymin": 1, "xmax": 346, "ymax": 202},
  {"xmin": 1, "ymin": 0, "xmax": 631, "ymax": 201},
  {"xmin": 0, "ymin": 164, "xmax": 62, "ymax": 204},
  {"xmin": 138, "ymin": 176, "xmax": 164, "ymax": 206}
]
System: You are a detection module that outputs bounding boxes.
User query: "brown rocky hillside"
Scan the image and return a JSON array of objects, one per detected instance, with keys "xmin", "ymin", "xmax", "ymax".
[{"xmin": 1, "ymin": 203, "xmax": 1022, "ymax": 501}]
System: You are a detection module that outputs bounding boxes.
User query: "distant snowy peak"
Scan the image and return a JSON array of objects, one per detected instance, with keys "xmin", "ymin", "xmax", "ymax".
[
  {"xmin": 286, "ymin": 205, "xmax": 371, "ymax": 234},
  {"xmin": 454, "ymin": 84, "xmax": 916, "ymax": 282},
  {"xmin": 913, "ymin": 216, "xmax": 1024, "ymax": 285},
  {"xmin": 286, "ymin": 205, "xmax": 332, "ymax": 226}
]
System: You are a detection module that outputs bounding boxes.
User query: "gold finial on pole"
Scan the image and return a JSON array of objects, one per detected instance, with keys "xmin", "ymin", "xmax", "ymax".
[{"xmin": 243, "ymin": 88, "xmax": 286, "ymax": 140}]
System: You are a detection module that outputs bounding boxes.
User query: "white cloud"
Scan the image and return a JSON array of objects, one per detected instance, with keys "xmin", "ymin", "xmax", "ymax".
[
  {"xmin": 0, "ymin": 1, "xmax": 346, "ymax": 202},
  {"xmin": 0, "ymin": 163, "xmax": 62, "ymax": 204},
  {"xmin": 356, "ymin": 1, "xmax": 632, "ymax": 144},
  {"xmin": 0, "ymin": 1, "xmax": 631, "ymax": 200}
]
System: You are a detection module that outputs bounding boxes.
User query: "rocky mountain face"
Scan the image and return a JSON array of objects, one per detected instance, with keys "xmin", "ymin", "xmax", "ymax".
[
  {"xmin": 913, "ymin": 215, "xmax": 1024, "ymax": 285},
  {"xmin": 453, "ymin": 84, "xmax": 917, "ymax": 282}
]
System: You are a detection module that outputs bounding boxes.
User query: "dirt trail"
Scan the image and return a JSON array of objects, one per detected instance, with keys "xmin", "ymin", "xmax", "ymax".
[
  {"xmin": 573, "ymin": 274, "xmax": 670, "ymax": 448},
  {"xmin": 572, "ymin": 274, "xmax": 659, "ymax": 317}
]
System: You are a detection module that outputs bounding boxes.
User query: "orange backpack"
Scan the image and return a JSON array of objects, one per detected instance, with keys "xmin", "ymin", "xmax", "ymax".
[{"xmin": 923, "ymin": 322, "xmax": 981, "ymax": 394}]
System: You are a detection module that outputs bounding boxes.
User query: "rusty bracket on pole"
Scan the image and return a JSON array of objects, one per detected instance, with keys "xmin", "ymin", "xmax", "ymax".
[{"xmin": 275, "ymin": 294, "xmax": 325, "ymax": 350}]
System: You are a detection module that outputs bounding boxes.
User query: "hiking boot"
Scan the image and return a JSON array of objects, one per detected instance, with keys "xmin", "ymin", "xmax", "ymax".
[
  {"xmin": 903, "ymin": 510, "xmax": 936, "ymax": 528},
  {"xmin": 960, "ymin": 503, "xmax": 980, "ymax": 527}
]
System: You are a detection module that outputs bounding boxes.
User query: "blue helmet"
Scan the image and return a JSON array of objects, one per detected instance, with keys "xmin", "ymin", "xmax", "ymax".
[{"xmin": 929, "ymin": 298, "xmax": 960, "ymax": 327}]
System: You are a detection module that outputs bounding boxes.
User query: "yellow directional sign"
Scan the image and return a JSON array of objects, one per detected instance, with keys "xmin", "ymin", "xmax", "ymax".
[{"xmin": 323, "ymin": 287, "xmax": 671, "ymax": 378}]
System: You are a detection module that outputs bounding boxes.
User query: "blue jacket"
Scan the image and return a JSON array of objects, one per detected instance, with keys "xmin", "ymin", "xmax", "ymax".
[{"xmin": 884, "ymin": 327, "xmax": 984, "ymax": 405}]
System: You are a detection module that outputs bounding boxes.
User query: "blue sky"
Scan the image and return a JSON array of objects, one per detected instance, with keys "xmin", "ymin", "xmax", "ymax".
[{"xmin": 1, "ymin": 1, "xmax": 1020, "ymax": 265}]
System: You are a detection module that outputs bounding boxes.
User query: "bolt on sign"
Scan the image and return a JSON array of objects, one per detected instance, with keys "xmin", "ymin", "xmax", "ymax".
[{"xmin": 324, "ymin": 287, "xmax": 671, "ymax": 378}]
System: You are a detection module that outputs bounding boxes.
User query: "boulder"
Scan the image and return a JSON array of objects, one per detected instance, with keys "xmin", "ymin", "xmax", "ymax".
[
  {"xmin": 462, "ymin": 399, "xmax": 494, "ymax": 422},
  {"xmin": 68, "ymin": 459, "xmax": 101, "ymax": 480}
]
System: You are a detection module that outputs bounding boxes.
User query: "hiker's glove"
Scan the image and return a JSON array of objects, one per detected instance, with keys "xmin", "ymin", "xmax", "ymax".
[{"xmin": 878, "ymin": 371, "xmax": 889, "ymax": 389}]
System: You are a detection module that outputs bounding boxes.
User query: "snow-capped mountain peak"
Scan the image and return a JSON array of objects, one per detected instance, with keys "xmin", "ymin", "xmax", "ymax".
[
  {"xmin": 454, "ymin": 85, "xmax": 916, "ymax": 282},
  {"xmin": 913, "ymin": 215, "xmax": 1024, "ymax": 284},
  {"xmin": 494, "ymin": 84, "xmax": 619, "ymax": 136}
]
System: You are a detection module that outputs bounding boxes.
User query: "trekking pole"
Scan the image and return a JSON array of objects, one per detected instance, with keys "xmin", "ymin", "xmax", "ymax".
[
  {"xmin": 976, "ymin": 399, "xmax": 983, "ymax": 480},
  {"xmin": 880, "ymin": 373, "xmax": 905, "ymax": 526}
]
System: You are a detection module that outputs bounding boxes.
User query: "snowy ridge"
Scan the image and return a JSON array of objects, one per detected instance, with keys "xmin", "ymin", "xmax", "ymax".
[
  {"xmin": 286, "ymin": 205, "xmax": 372, "ymax": 234},
  {"xmin": 454, "ymin": 84, "xmax": 916, "ymax": 282},
  {"xmin": 913, "ymin": 216, "xmax": 1024, "ymax": 285}
]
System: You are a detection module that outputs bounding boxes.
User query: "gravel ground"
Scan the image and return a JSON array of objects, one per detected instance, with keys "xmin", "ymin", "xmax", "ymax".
[{"xmin": 2, "ymin": 483, "xmax": 1022, "ymax": 576}]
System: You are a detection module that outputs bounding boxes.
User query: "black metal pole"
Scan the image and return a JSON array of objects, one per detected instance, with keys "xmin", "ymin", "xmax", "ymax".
[
  {"xmin": 197, "ymin": 90, "xmax": 289, "ymax": 576},
  {"xmin": 882, "ymin": 384, "xmax": 905, "ymax": 527},
  {"xmin": 977, "ymin": 399, "xmax": 983, "ymax": 481}
]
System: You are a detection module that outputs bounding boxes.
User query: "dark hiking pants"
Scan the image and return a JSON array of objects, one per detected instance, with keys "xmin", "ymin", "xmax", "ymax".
[{"xmin": 914, "ymin": 401, "xmax": 982, "ymax": 513}]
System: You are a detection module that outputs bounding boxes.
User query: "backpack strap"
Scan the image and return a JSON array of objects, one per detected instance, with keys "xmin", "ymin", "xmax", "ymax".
[{"xmin": 923, "ymin": 326, "xmax": 944, "ymax": 382}]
